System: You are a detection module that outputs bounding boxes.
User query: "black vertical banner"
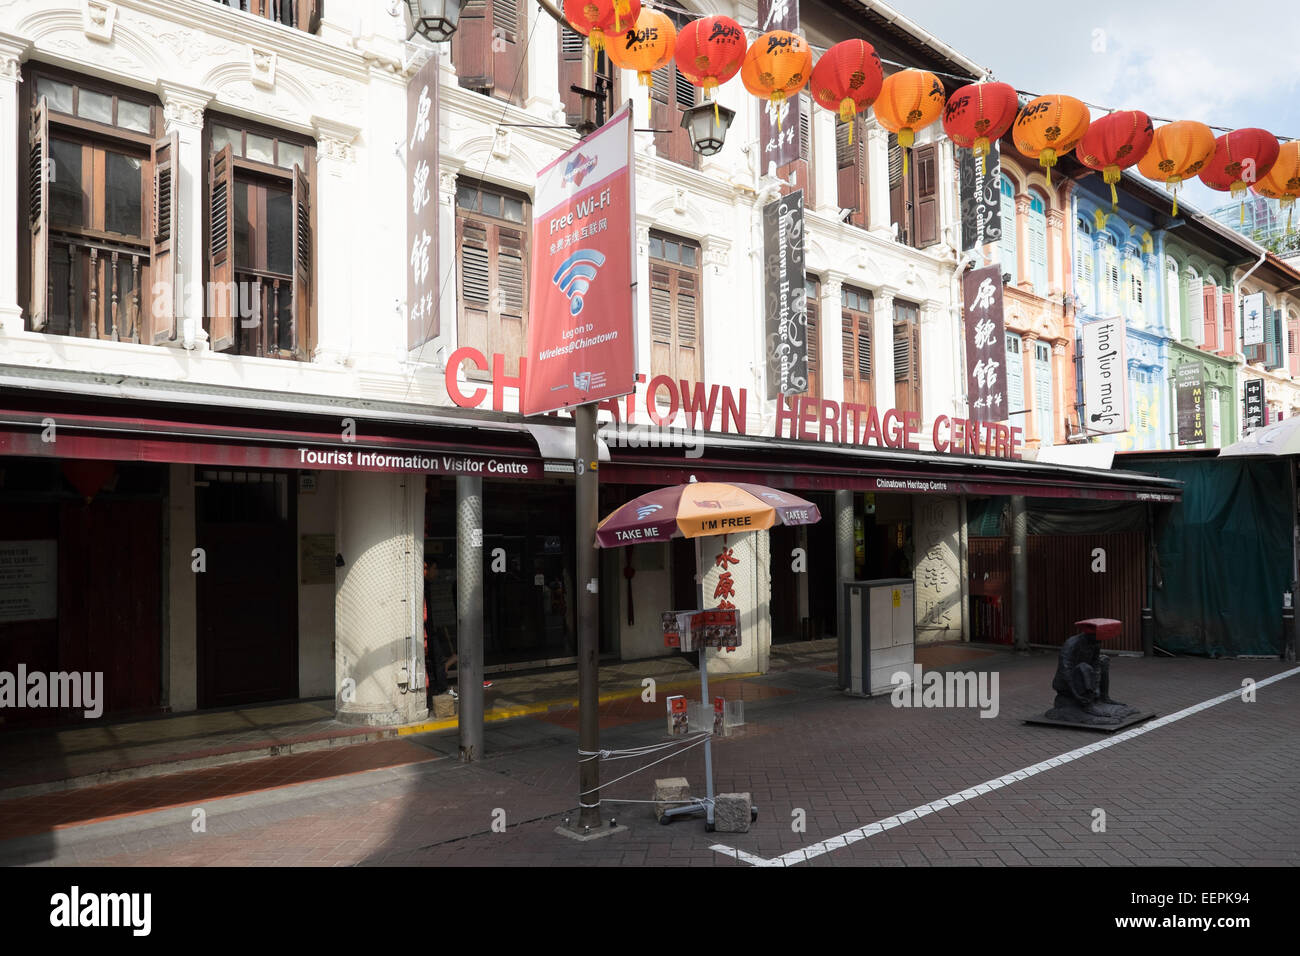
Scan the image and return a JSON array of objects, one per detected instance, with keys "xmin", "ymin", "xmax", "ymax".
[
  {"xmin": 1176, "ymin": 363, "xmax": 1206, "ymax": 445},
  {"xmin": 963, "ymin": 264, "xmax": 1008, "ymax": 421},
  {"xmin": 764, "ymin": 190, "xmax": 807, "ymax": 398},
  {"xmin": 758, "ymin": 0, "xmax": 800, "ymax": 173},
  {"xmin": 960, "ymin": 142, "xmax": 1002, "ymax": 254},
  {"xmin": 1244, "ymin": 378, "xmax": 1265, "ymax": 434}
]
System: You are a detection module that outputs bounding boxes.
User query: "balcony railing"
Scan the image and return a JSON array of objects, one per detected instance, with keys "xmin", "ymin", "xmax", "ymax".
[
  {"xmin": 210, "ymin": 0, "xmax": 321, "ymax": 34},
  {"xmin": 232, "ymin": 268, "xmax": 298, "ymax": 358},
  {"xmin": 48, "ymin": 234, "xmax": 148, "ymax": 343}
]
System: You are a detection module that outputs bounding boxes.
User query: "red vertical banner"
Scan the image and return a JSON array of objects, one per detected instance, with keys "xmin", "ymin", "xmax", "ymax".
[{"xmin": 524, "ymin": 103, "xmax": 637, "ymax": 416}]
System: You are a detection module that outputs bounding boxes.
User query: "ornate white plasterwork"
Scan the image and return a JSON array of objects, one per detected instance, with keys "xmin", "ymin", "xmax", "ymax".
[
  {"xmin": 248, "ymin": 46, "xmax": 276, "ymax": 91},
  {"xmin": 82, "ymin": 0, "xmax": 116, "ymax": 43}
]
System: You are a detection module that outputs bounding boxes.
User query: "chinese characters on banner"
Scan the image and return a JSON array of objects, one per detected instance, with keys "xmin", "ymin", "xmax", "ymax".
[
  {"xmin": 959, "ymin": 142, "xmax": 1002, "ymax": 254},
  {"xmin": 763, "ymin": 190, "xmax": 808, "ymax": 398},
  {"xmin": 963, "ymin": 265, "xmax": 1008, "ymax": 422},
  {"xmin": 524, "ymin": 102, "xmax": 637, "ymax": 415},
  {"xmin": 406, "ymin": 53, "xmax": 438, "ymax": 351},
  {"xmin": 758, "ymin": 0, "xmax": 800, "ymax": 172},
  {"xmin": 1081, "ymin": 317, "xmax": 1129, "ymax": 434},
  {"xmin": 1175, "ymin": 363, "xmax": 1206, "ymax": 445},
  {"xmin": 1242, "ymin": 292, "xmax": 1267, "ymax": 348},
  {"xmin": 1244, "ymin": 378, "xmax": 1265, "ymax": 434}
]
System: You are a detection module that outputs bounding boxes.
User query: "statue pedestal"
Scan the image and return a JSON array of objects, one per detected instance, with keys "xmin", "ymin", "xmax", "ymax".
[{"xmin": 1023, "ymin": 711, "xmax": 1157, "ymax": 734}]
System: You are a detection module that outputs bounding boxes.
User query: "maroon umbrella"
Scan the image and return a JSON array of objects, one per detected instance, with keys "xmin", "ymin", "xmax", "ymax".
[{"xmin": 596, "ymin": 480, "xmax": 821, "ymax": 548}]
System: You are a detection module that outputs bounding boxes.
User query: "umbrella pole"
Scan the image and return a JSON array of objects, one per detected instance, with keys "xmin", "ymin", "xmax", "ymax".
[{"xmin": 695, "ymin": 535, "xmax": 715, "ymax": 828}]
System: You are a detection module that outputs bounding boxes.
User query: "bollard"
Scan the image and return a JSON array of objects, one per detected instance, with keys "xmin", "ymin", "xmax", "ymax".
[{"xmin": 1141, "ymin": 607, "xmax": 1154, "ymax": 658}]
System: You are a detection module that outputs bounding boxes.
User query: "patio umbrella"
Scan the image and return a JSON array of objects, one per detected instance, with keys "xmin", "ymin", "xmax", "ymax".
[
  {"xmin": 595, "ymin": 480, "xmax": 821, "ymax": 548},
  {"xmin": 1219, "ymin": 415, "xmax": 1300, "ymax": 456}
]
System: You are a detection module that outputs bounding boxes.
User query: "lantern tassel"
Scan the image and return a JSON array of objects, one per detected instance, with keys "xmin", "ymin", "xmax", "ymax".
[
  {"xmin": 1040, "ymin": 148, "xmax": 1057, "ymax": 187},
  {"xmin": 898, "ymin": 128, "xmax": 914, "ymax": 177},
  {"xmin": 1104, "ymin": 166, "xmax": 1120, "ymax": 210},
  {"xmin": 974, "ymin": 137, "xmax": 989, "ymax": 158},
  {"xmin": 773, "ymin": 91, "xmax": 786, "ymax": 132},
  {"xmin": 839, "ymin": 99, "xmax": 856, "ymax": 145}
]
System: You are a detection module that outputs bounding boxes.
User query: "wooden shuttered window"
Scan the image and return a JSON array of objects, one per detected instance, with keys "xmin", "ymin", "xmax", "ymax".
[
  {"xmin": 888, "ymin": 133, "xmax": 905, "ymax": 242},
  {"xmin": 149, "ymin": 131, "xmax": 180, "ymax": 344},
  {"xmin": 28, "ymin": 99, "xmax": 50, "ymax": 331},
  {"xmin": 1004, "ymin": 331, "xmax": 1024, "ymax": 414},
  {"xmin": 207, "ymin": 144, "xmax": 236, "ymax": 352},
  {"xmin": 648, "ymin": 235, "xmax": 701, "ymax": 385},
  {"xmin": 777, "ymin": 98, "xmax": 814, "ymax": 205},
  {"xmin": 887, "ymin": 136, "xmax": 938, "ymax": 249},
  {"xmin": 805, "ymin": 276, "xmax": 820, "ymax": 399},
  {"xmin": 453, "ymin": 0, "xmax": 527, "ymax": 105},
  {"xmin": 841, "ymin": 285, "xmax": 872, "ymax": 408},
  {"xmin": 1000, "ymin": 177, "xmax": 1018, "ymax": 286},
  {"xmin": 1290, "ymin": 313, "xmax": 1300, "ymax": 376},
  {"xmin": 835, "ymin": 118, "xmax": 868, "ymax": 228},
  {"xmin": 456, "ymin": 183, "xmax": 529, "ymax": 379},
  {"xmin": 558, "ymin": 26, "xmax": 586, "ymax": 128},
  {"xmin": 1027, "ymin": 194, "xmax": 1047, "ymax": 294},
  {"xmin": 893, "ymin": 299, "xmax": 921, "ymax": 415},
  {"xmin": 291, "ymin": 164, "xmax": 312, "ymax": 358},
  {"xmin": 1034, "ymin": 340, "xmax": 1054, "ymax": 446},
  {"xmin": 1201, "ymin": 283, "xmax": 1219, "ymax": 351},
  {"xmin": 1268, "ymin": 309, "xmax": 1283, "ymax": 370},
  {"xmin": 1221, "ymin": 291, "xmax": 1235, "ymax": 357},
  {"xmin": 650, "ymin": 56, "xmax": 698, "ymax": 169}
]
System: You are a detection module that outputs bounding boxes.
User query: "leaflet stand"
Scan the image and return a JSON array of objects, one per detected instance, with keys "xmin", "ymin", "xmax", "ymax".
[{"xmin": 658, "ymin": 607, "xmax": 757, "ymax": 832}]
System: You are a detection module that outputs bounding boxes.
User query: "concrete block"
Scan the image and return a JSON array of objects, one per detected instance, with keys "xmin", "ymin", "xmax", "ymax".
[
  {"xmin": 654, "ymin": 776, "xmax": 691, "ymax": 821},
  {"xmin": 714, "ymin": 792, "xmax": 752, "ymax": 833},
  {"xmin": 431, "ymin": 694, "xmax": 457, "ymax": 719}
]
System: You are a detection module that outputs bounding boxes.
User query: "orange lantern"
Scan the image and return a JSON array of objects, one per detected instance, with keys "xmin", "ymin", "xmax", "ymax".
[
  {"xmin": 563, "ymin": 0, "xmax": 642, "ymax": 51},
  {"xmin": 941, "ymin": 81, "xmax": 1019, "ymax": 158},
  {"xmin": 1252, "ymin": 140, "xmax": 1300, "ymax": 233},
  {"xmin": 674, "ymin": 15, "xmax": 747, "ymax": 99},
  {"xmin": 1136, "ymin": 120, "xmax": 1215, "ymax": 216},
  {"xmin": 604, "ymin": 9, "xmax": 676, "ymax": 87},
  {"xmin": 1077, "ymin": 110, "xmax": 1154, "ymax": 208},
  {"xmin": 1012, "ymin": 94, "xmax": 1090, "ymax": 186},
  {"xmin": 873, "ymin": 69, "xmax": 945, "ymax": 174},
  {"xmin": 741, "ymin": 30, "xmax": 812, "ymax": 130},
  {"xmin": 1199, "ymin": 128, "xmax": 1282, "ymax": 224},
  {"xmin": 808, "ymin": 39, "xmax": 883, "ymax": 145}
]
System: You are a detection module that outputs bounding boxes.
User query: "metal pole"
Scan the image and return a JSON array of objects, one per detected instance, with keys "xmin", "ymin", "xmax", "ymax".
[
  {"xmin": 1010, "ymin": 494, "xmax": 1030, "ymax": 652},
  {"xmin": 834, "ymin": 489, "xmax": 854, "ymax": 682},
  {"xmin": 575, "ymin": 402, "xmax": 601, "ymax": 828},
  {"xmin": 456, "ymin": 475, "xmax": 484, "ymax": 761},
  {"xmin": 695, "ymin": 534, "xmax": 713, "ymax": 827}
]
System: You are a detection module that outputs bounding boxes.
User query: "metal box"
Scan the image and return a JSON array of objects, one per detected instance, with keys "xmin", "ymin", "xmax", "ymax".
[{"xmin": 840, "ymin": 578, "xmax": 915, "ymax": 697}]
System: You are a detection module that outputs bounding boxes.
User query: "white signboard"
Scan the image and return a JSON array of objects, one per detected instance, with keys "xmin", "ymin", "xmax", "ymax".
[
  {"xmin": 0, "ymin": 539, "xmax": 57, "ymax": 623},
  {"xmin": 1242, "ymin": 292, "xmax": 1267, "ymax": 348},
  {"xmin": 1081, "ymin": 318, "xmax": 1129, "ymax": 435}
]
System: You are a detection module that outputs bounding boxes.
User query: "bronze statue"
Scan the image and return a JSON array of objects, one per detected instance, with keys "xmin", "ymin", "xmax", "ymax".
[{"xmin": 1044, "ymin": 619, "xmax": 1141, "ymax": 726}]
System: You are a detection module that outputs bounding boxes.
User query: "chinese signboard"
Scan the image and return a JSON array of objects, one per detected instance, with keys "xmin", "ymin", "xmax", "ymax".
[
  {"xmin": 963, "ymin": 265, "xmax": 1008, "ymax": 422},
  {"xmin": 1175, "ymin": 362, "xmax": 1206, "ymax": 445},
  {"xmin": 1242, "ymin": 292, "xmax": 1267, "ymax": 348},
  {"xmin": 524, "ymin": 102, "xmax": 637, "ymax": 416},
  {"xmin": 406, "ymin": 52, "xmax": 438, "ymax": 351},
  {"xmin": 959, "ymin": 142, "xmax": 1002, "ymax": 254},
  {"xmin": 758, "ymin": 0, "xmax": 800, "ymax": 171},
  {"xmin": 763, "ymin": 189, "xmax": 808, "ymax": 398},
  {"xmin": 1081, "ymin": 318, "xmax": 1129, "ymax": 434},
  {"xmin": 1244, "ymin": 377, "xmax": 1265, "ymax": 434}
]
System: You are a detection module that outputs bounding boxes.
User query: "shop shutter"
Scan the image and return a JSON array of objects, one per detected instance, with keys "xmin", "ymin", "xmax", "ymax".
[
  {"xmin": 912, "ymin": 143, "xmax": 938, "ymax": 248},
  {"xmin": 1000, "ymin": 178, "xmax": 1017, "ymax": 286},
  {"xmin": 207, "ymin": 143, "xmax": 236, "ymax": 352},
  {"xmin": 1034, "ymin": 341, "xmax": 1053, "ymax": 446},
  {"xmin": 28, "ymin": 99, "xmax": 51, "ymax": 331},
  {"xmin": 559, "ymin": 26, "xmax": 586, "ymax": 127},
  {"xmin": 452, "ymin": 0, "xmax": 493, "ymax": 92},
  {"xmin": 291, "ymin": 163, "xmax": 312, "ymax": 357},
  {"xmin": 149, "ymin": 130, "xmax": 179, "ymax": 344},
  {"xmin": 1005, "ymin": 332, "xmax": 1024, "ymax": 414},
  {"xmin": 1202, "ymin": 283, "xmax": 1218, "ymax": 350}
]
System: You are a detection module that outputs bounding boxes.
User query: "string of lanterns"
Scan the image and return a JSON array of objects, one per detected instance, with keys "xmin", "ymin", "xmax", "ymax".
[{"xmin": 562, "ymin": 3, "xmax": 1300, "ymax": 229}]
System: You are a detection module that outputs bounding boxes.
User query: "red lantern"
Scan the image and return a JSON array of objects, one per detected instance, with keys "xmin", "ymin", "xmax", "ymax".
[
  {"xmin": 941, "ymin": 81, "xmax": 1018, "ymax": 158},
  {"xmin": 808, "ymin": 39, "xmax": 883, "ymax": 145},
  {"xmin": 674, "ymin": 15, "xmax": 747, "ymax": 100},
  {"xmin": 1077, "ymin": 110, "xmax": 1155, "ymax": 208},
  {"xmin": 563, "ymin": 0, "xmax": 642, "ymax": 51},
  {"xmin": 1199, "ymin": 128, "xmax": 1281, "ymax": 224}
]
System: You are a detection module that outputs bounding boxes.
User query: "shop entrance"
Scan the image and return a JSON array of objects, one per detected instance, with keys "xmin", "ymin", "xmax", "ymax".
[{"xmin": 195, "ymin": 470, "xmax": 298, "ymax": 708}]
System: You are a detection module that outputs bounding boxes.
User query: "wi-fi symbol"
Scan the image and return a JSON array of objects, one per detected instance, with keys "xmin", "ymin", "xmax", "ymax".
[{"xmin": 553, "ymin": 249, "xmax": 607, "ymax": 316}]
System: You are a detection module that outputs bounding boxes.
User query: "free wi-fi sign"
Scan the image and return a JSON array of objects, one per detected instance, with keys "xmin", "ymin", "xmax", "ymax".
[{"xmin": 552, "ymin": 249, "xmax": 606, "ymax": 316}]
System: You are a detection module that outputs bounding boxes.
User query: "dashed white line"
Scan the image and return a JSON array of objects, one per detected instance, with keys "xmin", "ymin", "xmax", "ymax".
[{"xmin": 712, "ymin": 667, "xmax": 1300, "ymax": 867}]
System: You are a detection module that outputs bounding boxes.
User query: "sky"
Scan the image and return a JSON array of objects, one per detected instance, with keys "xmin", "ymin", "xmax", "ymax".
[{"xmin": 889, "ymin": 0, "xmax": 1300, "ymax": 216}]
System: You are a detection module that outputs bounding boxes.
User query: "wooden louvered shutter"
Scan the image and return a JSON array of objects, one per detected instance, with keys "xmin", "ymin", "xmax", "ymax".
[
  {"xmin": 1004, "ymin": 334, "xmax": 1023, "ymax": 414},
  {"xmin": 675, "ymin": 268, "xmax": 700, "ymax": 384},
  {"xmin": 1188, "ymin": 277, "xmax": 1204, "ymax": 345},
  {"xmin": 805, "ymin": 281, "xmax": 819, "ymax": 398},
  {"xmin": 888, "ymin": 133, "xmax": 906, "ymax": 242},
  {"xmin": 296, "ymin": 0, "xmax": 321, "ymax": 33},
  {"xmin": 841, "ymin": 310, "xmax": 855, "ymax": 401},
  {"xmin": 1202, "ymin": 284, "xmax": 1218, "ymax": 350},
  {"xmin": 453, "ymin": 0, "xmax": 493, "ymax": 92},
  {"xmin": 650, "ymin": 262, "xmax": 674, "ymax": 382},
  {"xmin": 835, "ymin": 121, "xmax": 858, "ymax": 218},
  {"xmin": 1221, "ymin": 291, "xmax": 1235, "ymax": 356},
  {"xmin": 208, "ymin": 144, "xmax": 235, "ymax": 352},
  {"xmin": 291, "ymin": 164, "xmax": 312, "ymax": 357},
  {"xmin": 458, "ymin": 216, "xmax": 492, "ymax": 371},
  {"xmin": 149, "ymin": 131, "xmax": 179, "ymax": 344},
  {"xmin": 1034, "ymin": 342, "xmax": 1054, "ymax": 445},
  {"xmin": 492, "ymin": 0, "xmax": 527, "ymax": 105},
  {"xmin": 893, "ymin": 321, "xmax": 913, "ymax": 410},
  {"xmin": 651, "ymin": 64, "xmax": 697, "ymax": 169},
  {"xmin": 495, "ymin": 223, "xmax": 527, "ymax": 376},
  {"xmin": 1000, "ymin": 182, "xmax": 1018, "ymax": 286},
  {"xmin": 28, "ymin": 100, "xmax": 51, "ymax": 332},
  {"xmin": 1269, "ymin": 309, "xmax": 1283, "ymax": 369},
  {"xmin": 912, "ymin": 143, "xmax": 939, "ymax": 248},
  {"xmin": 559, "ymin": 26, "xmax": 586, "ymax": 127}
]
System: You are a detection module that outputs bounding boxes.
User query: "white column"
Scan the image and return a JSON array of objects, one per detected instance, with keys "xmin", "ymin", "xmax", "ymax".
[
  {"xmin": 873, "ymin": 289, "xmax": 895, "ymax": 411},
  {"xmin": 0, "ymin": 40, "xmax": 29, "ymax": 332},
  {"xmin": 866, "ymin": 122, "xmax": 891, "ymax": 236},
  {"xmin": 822, "ymin": 274, "xmax": 845, "ymax": 404},
  {"xmin": 335, "ymin": 470, "xmax": 426, "ymax": 726},
  {"xmin": 160, "ymin": 83, "xmax": 213, "ymax": 349},
  {"xmin": 919, "ymin": 298, "xmax": 948, "ymax": 431},
  {"xmin": 812, "ymin": 107, "xmax": 836, "ymax": 216},
  {"xmin": 635, "ymin": 218, "xmax": 653, "ymax": 388},
  {"xmin": 526, "ymin": 0, "xmax": 561, "ymax": 119},
  {"xmin": 312, "ymin": 116, "xmax": 362, "ymax": 366},
  {"xmin": 700, "ymin": 235, "xmax": 732, "ymax": 391}
]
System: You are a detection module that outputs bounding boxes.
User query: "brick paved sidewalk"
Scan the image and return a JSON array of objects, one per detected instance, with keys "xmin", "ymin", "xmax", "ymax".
[{"xmin": 4, "ymin": 649, "xmax": 1296, "ymax": 867}]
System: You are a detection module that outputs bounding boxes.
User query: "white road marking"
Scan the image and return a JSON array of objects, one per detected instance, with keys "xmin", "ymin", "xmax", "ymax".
[{"xmin": 712, "ymin": 667, "xmax": 1300, "ymax": 867}]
